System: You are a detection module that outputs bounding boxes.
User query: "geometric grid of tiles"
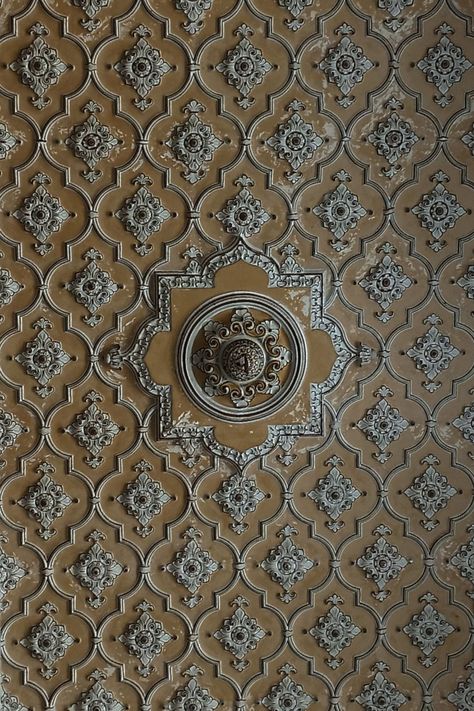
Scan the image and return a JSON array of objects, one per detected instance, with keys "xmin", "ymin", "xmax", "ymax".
[{"xmin": 0, "ymin": 1, "xmax": 472, "ymax": 709}]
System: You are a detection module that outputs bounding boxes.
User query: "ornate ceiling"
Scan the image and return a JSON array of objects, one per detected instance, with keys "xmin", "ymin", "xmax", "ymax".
[{"xmin": 0, "ymin": 0, "xmax": 472, "ymax": 709}]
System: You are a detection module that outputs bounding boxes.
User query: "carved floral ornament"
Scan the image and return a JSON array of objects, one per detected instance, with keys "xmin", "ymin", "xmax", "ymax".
[{"xmin": 107, "ymin": 237, "xmax": 356, "ymax": 465}]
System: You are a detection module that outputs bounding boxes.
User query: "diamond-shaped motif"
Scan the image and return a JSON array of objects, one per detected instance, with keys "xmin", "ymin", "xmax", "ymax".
[
  {"xmin": 10, "ymin": 28, "xmax": 67, "ymax": 109},
  {"xmin": 15, "ymin": 319, "xmax": 70, "ymax": 395},
  {"xmin": 18, "ymin": 461, "xmax": 72, "ymax": 539},
  {"xmin": 167, "ymin": 528, "xmax": 218, "ymax": 607},
  {"xmin": 0, "ymin": 406, "xmax": 23, "ymax": 454},
  {"xmin": 21, "ymin": 606, "xmax": 74, "ymax": 679},
  {"xmin": 359, "ymin": 253, "xmax": 412, "ymax": 321},
  {"xmin": 66, "ymin": 102, "xmax": 118, "ymax": 182},
  {"xmin": 403, "ymin": 600, "xmax": 454, "ymax": 657},
  {"xmin": 0, "ymin": 544, "xmax": 26, "ymax": 606},
  {"xmin": 66, "ymin": 391, "xmax": 120, "ymax": 469},
  {"xmin": 356, "ymin": 672, "xmax": 407, "ymax": 710},
  {"xmin": 70, "ymin": 531, "xmax": 123, "ymax": 607},
  {"xmin": 448, "ymin": 672, "xmax": 474, "ymax": 710},
  {"xmin": 217, "ymin": 24, "xmax": 272, "ymax": 108},
  {"xmin": 412, "ymin": 181, "xmax": 465, "ymax": 251},
  {"xmin": 66, "ymin": 249, "xmax": 119, "ymax": 327},
  {"xmin": 404, "ymin": 455, "xmax": 457, "ymax": 522},
  {"xmin": 368, "ymin": 111, "xmax": 419, "ymax": 177},
  {"xmin": 417, "ymin": 27, "xmax": 472, "ymax": 107},
  {"xmin": 308, "ymin": 456, "xmax": 360, "ymax": 522},
  {"xmin": 69, "ymin": 672, "xmax": 125, "ymax": 711},
  {"xmin": 357, "ymin": 395, "xmax": 409, "ymax": 455},
  {"xmin": 261, "ymin": 526, "xmax": 313, "ymax": 602},
  {"xmin": 114, "ymin": 25, "xmax": 171, "ymax": 111},
  {"xmin": 407, "ymin": 323, "xmax": 460, "ymax": 388},
  {"xmin": 267, "ymin": 106, "xmax": 322, "ymax": 178},
  {"xmin": 313, "ymin": 178, "xmax": 366, "ymax": 251},
  {"xmin": 117, "ymin": 459, "xmax": 170, "ymax": 537},
  {"xmin": 212, "ymin": 473, "xmax": 265, "ymax": 534},
  {"xmin": 216, "ymin": 176, "xmax": 270, "ymax": 239},
  {"xmin": 319, "ymin": 29, "xmax": 373, "ymax": 107},
  {"xmin": 165, "ymin": 670, "xmax": 219, "ymax": 710},
  {"xmin": 357, "ymin": 534, "xmax": 409, "ymax": 600},
  {"xmin": 214, "ymin": 597, "xmax": 266, "ymax": 670},
  {"xmin": 115, "ymin": 174, "xmax": 170, "ymax": 255},
  {"xmin": 453, "ymin": 404, "xmax": 474, "ymax": 443},
  {"xmin": 450, "ymin": 534, "xmax": 474, "ymax": 584},
  {"xmin": 119, "ymin": 601, "xmax": 172, "ymax": 677},
  {"xmin": 262, "ymin": 672, "xmax": 313, "ymax": 710},
  {"xmin": 310, "ymin": 602, "xmax": 360, "ymax": 658}
]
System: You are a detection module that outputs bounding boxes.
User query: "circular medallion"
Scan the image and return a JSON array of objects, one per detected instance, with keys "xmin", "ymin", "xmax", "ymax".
[{"xmin": 177, "ymin": 293, "xmax": 306, "ymax": 423}]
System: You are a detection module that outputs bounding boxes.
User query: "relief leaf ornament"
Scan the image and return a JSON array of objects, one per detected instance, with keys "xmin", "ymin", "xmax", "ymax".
[
  {"xmin": 68, "ymin": 670, "xmax": 125, "ymax": 711},
  {"xmin": 404, "ymin": 454, "xmax": 457, "ymax": 529},
  {"xmin": 357, "ymin": 525, "xmax": 409, "ymax": 601},
  {"xmin": 216, "ymin": 175, "xmax": 271, "ymax": 239},
  {"xmin": 166, "ymin": 527, "xmax": 219, "ymax": 607},
  {"xmin": 13, "ymin": 172, "xmax": 70, "ymax": 256},
  {"xmin": 309, "ymin": 594, "xmax": 361, "ymax": 664},
  {"xmin": 406, "ymin": 315, "xmax": 461, "ymax": 392},
  {"xmin": 0, "ymin": 536, "xmax": 26, "ymax": 610},
  {"xmin": 66, "ymin": 391, "xmax": 120, "ymax": 469},
  {"xmin": 403, "ymin": 593, "xmax": 455, "ymax": 665},
  {"xmin": 212, "ymin": 472, "xmax": 265, "ymax": 534},
  {"xmin": 357, "ymin": 386, "xmax": 409, "ymax": 463},
  {"xmin": 450, "ymin": 528, "xmax": 474, "ymax": 587},
  {"xmin": 115, "ymin": 174, "xmax": 171, "ymax": 255},
  {"xmin": 262, "ymin": 664, "xmax": 313, "ymax": 710},
  {"xmin": 214, "ymin": 596, "xmax": 266, "ymax": 671},
  {"xmin": 0, "ymin": 673, "xmax": 28, "ymax": 711},
  {"xmin": 216, "ymin": 24, "xmax": 272, "ymax": 109},
  {"xmin": 448, "ymin": 671, "xmax": 474, "ymax": 710},
  {"xmin": 114, "ymin": 26, "xmax": 171, "ymax": 111},
  {"xmin": 10, "ymin": 24, "xmax": 67, "ymax": 109},
  {"xmin": 278, "ymin": 0, "xmax": 314, "ymax": 32},
  {"xmin": 356, "ymin": 671, "xmax": 407, "ymax": 711},
  {"xmin": 18, "ymin": 461, "xmax": 72, "ymax": 540},
  {"xmin": 20, "ymin": 603, "xmax": 74, "ymax": 679},
  {"xmin": 318, "ymin": 24, "xmax": 373, "ymax": 107},
  {"xmin": 452, "ymin": 403, "xmax": 474, "ymax": 443},
  {"xmin": 367, "ymin": 108, "xmax": 419, "ymax": 178},
  {"xmin": 71, "ymin": 0, "xmax": 111, "ymax": 31},
  {"xmin": 457, "ymin": 265, "xmax": 474, "ymax": 299},
  {"xmin": 175, "ymin": 0, "xmax": 213, "ymax": 35},
  {"xmin": 119, "ymin": 600, "xmax": 172, "ymax": 677},
  {"xmin": 0, "ymin": 267, "xmax": 21, "ymax": 306},
  {"xmin": 66, "ymin": 248, "xmax": 119, "ymax": 327},
  {"xmin": 358, "ymin": 243, "xmax": 412, "ymax": 323},
  {"xmin": 313, "ymin": 170, "xmax": 366, "ymax": 252},
  {"xmin": 69, "ymin": 530, "xmax": 123, "ymax": 608},
  {"xmin": 65, "ymin": 101, "xmax": 119, "ymax": 182},
  {"xmin": 117, "ymin": 459, "xmax": 170, "ymax": 537},
  {"xmin": 165, "ymin": 666, "xmax": 219, "ymax": 710},
  {"xmin": 166, "ymin": 100, "xmax": 223, "ymax": 184},
  {"xmin": 267, "ymin": 99, "xmax": 322, "ymax": 183},
  {"xmin": 411, "ymin": 171, "xmax": 465, "ymax": 252},
  {"xmin": 417, "ymin": 23, "xmax": 472, "ymax": 108},
  {"xmin": 308, "ymin": 455, "xmax": 360, "ymax": 532},
  {"xmin": 15, "ymin": 318, "xmax": 71, "ymax": 398},
  {"xmin": 260, "ymin": 525, "xmax": 313, "ymax": 602},
  {"xmin": 0, "ymin": 122, "xmax": 17, "ymax": 159}
]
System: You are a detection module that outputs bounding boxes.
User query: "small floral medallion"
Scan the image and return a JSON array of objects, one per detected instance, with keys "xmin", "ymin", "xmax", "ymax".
[
  {"xmin": 167, "ymin": 528, "xmax": 219, "ymax": 607},
  {"xmin": 115, "ymin": 174, "xmax": 170, "ymax": 255},
  {"xmin": 216, "ymin": 175, "xmax": 270, "ymax": 239},
  {"xmin": 20, "ymin": 603, "xmax": 74, "ymax": 679},
  {"xmin": 406, "ymin": 315, "xmax": 460, "ymax": 392},
  {"xmin": 214, "ymin": 596, "xmax": 266, "ymax": 671},
  {"xmin": 368, "ymin": 102, "xmax": 419, "ymax": 178},
  {"xmin": 267, "ymin": 100, "xmax": 322, "ymax": 183},
  {"xmin": 217, "ymin": 24, "xmax": 272, "ymax": 109},
  {"xmin": 358, "ymin": 244, "xmax": 412, "ymax": 323},
  {"xmin": 412, "ymin": 171, "xmax": 465, "ymax": 252},
  {"xmin": 166, "ymin": 100, "xmax": 222, "ymax": 184},
  {"xmin": 66, "ymin": 249, "xmax": 119, "ymax": 327},
  {"xmin": 261, "ymin": 525, "xmax": 313, "ymax": 602},
  {"xmin": 13, "ymin": 173, "xmax": 70, "ymax": 255},
  {"xmin": 66, "ymin": 391, "xmax": 120, "ymax": 469},
  {"xmin": 15, "ymin": 318, "xmax": 70, "ymax": 398},
  {"xmin": 70, "ymin": 530, "xmax": 123, "ymax": 608},
  {"xmin": 117, "ymin": 459, "xmax": 170, "ymax": 537},
  {"xmin": 310, "ymin": 594, "xmax": 361, "ymax": 664},
  {"xmin": 308, "ymin": 456, "xmax": 360, "ymax": 531},
  {"xmin": 356, "ymin": 670, "xmax": 407, "ymax": 710},
  {"xmin": 403, "ymin": 593, "xmax": 454, "ymax": 663},
  {"xmin": 66, "ymin": 101, "xmax": 119, "ymax": 182},
  {"xmin": 357, "ymin": 386, "xmax": 409, "ymax": 463},
  {"xmin": 262, "ymin": 664, "xmax": 313, "ymax": 710},
  {"xmin": 417, "ymin": 23, "xmax": 472, "ymax": 108},
  {"xmin": 313, "ymin": 170, "xmax": 366, "ymax": 251},
  {"xmin": 319, "ymin": 24, "xmax": 373, "ymax": 107},
  {"xmin": 119, "ymin": 600, "xmax": 172, "ymax": 677},
  {"xmin": 357, "ymin": 525, "xmax": 409, "ymax": 601},
  {"xmin": 404, "ymin": 455, "xmax": 457, "ymax": 529},
  {"xmin": 18, "ymin": 461, "xmax": 72, "ymax": 539},
  {"xmin": 10, "ymin": 24, "xmax": 67, "ymax": 109},
  {"xmin": 212, "ymin": 472, "xmax": 265, "ymax": 534},
  {"xmin": 114, "ymin": 26, "xmax": 171, "ymax": 111}
]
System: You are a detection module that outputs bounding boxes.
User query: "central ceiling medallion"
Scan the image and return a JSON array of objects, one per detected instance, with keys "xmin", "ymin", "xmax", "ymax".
[
  {"xmin": 107, "ymin": 241, "xmax": 357, "ymax": 465},
  {"xmin": 178, "ymin": 294, "xmax": 306, "ymax": 422}
]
